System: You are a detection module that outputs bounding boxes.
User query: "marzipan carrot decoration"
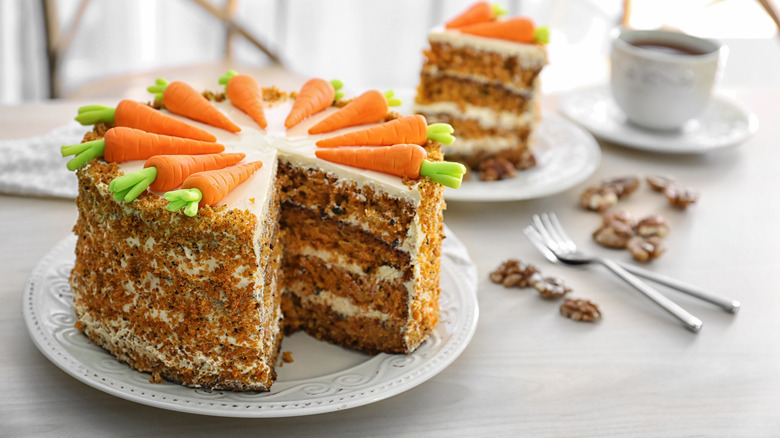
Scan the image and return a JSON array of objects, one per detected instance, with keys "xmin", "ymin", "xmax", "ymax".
[
  {"xmin": 74, "ymin": 99, "xmax": 217, "ymax": 142},
  {"xmin": 108, "ymin": 152, "xmax": 246, "ymax": 202},
  {"xmin": 315, "ymin": 144, "xmax": 467, "ymax": 189},
  {"xmin": 459, "ymin": 17, "xmax": 550, "ymax": 44},
  {"xmin": 445, "ymin": 2, "xmax": 507, "ymax": 29},
  {"xmin": 147, "ymin": 78, "xmax": 241, "ymax": 133},
  {"xmin": 284, "ymin": 78, "xmax": 345, "ymax": 129},
  {"xmin": 165, "ymin": 161, "xmax": 263, "ymax": 216},
  {"xmin": 315, "ymin": 115, "xmax": 455, "ymax": 148},
  {"xmin": 61, "ymin": 127, "xmax": 225, "ymax": 171},
  {"xmin": 308, "ymin": 90, "xmax": 402, "ymax": 135},
  {"xmin": 219, "ymin": 70, "xmax": 267, "ymax": 129}
]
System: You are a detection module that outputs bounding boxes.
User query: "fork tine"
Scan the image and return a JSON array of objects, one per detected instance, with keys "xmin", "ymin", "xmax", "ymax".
[
  {"xmin": 532, "ymin": 214, "xmax": 559, "ymax": 252},
  {"xmin": 539, "ymin": 213, "xmax": 569, "ymax": 252},
  {"xmin": 523, "ymin": 226, "xmax": 558, "ymax": 264},
  {"xmin": 547, "ymin": 212, "xmax": 578, "ymax": 253}
]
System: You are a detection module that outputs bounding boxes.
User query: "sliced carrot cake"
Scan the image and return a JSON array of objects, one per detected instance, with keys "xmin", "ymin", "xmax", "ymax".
[
  {"xmin": 415, "ymin": 2, "xmax": 549, "ymax": 180},
  {"xmin": 63, "ymin": 74, "xmax": 465, "ymax": 391}
]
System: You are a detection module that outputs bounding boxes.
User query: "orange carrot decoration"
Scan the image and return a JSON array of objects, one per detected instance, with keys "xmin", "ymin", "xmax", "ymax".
[
  {"xmin": 445, "ymin": 2, "xmax": 507, "ymax": 29},
  {"xmin": 315, "ymin": 115, "xmax": 455, "ymax": 148},
  {"xmin": 164, "ymin": 161, "xmax": 263, "ymax": 216},
  {"xmin": 60, "ymin": 127, "xmax": 225, "ymax": 171},
  {"xmin": 74, "ymin": 100, "xmax": 217, "ymax": 142},
  {"xmin": 459, "ymin": 17, "xmax": 549, "ymax": 44},
  {"xmin": 108, "ymin": 152, "xmax": 246, "ymax": 202},
  {"xmin": 315, "ymin": 144, "xmax": 467, "ymax": 188},
  {"xmin": 284, "ymin": 78, "xmax": 345, "ymax": 129},
  {"xmin": 308, "ymin": 90, "xmax": 402, "ymax": 135},
  {"xmin": 147, "ymin": 78, "xmax": 241, "ymax": 133},
  {"xmin": 219, "ymin": 70, "xmax": 267, "ymax": 129}
]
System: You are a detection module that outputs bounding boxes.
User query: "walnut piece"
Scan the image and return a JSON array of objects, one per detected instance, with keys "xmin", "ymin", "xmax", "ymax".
[
  {"xmin": 560, "ymin": 298, "xmax": 602, "ymax": 322},
  {"xmin": 593, "ymin": 221, "xmax": 634, "ymax": 249},
  {"xmin": 530, "ymin": 273, "xmax": 572, "ymax": 299},
  {"xmin": 602, "ymin": 175, "xmax": 640, "ymax": 199},
  {"xmin": 635, "ymin": 214, "xmax": 670, "ymax": 237},
  {"xmin": 580, "ymin": 186, "xmax": 619, "ymax": 212},
  {"xmin": 489, "ymin": 259, "xmax": 539, "ymax": 288},
  {"xmin": 646, "ymin": 175, "xmax": 676, "ymax": 192},
  {"xmin": 627, "ymin": 235, "xmax": 667, "ymax": 262},
  {"xmin": 479, "ymin": 157, "xmax": 517, "ymax": 181},
  {"xmin": 664, "ymin": 185, "xmax": 699, "ymax": 209},
  {"xmin": 602, "ymin": 210, "xmax": 636, "ymax": 228}
]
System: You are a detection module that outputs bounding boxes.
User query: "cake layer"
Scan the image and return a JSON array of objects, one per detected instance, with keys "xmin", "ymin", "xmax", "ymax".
[
  {"xmin": 416, "ymin": 73, "xmax": 535, "ymax": 114},
  {"xmin": 282, "ymin": 292, "xmax": 408, "ymax": 354},
  {"xmin": 71, "ymin": 162, "xmax": 284, "ymax": 391},
  {"xmin": 281, "ymin": 204, "xmax": 412, "ymax": 318},
  {"xmin": 275, "ymin": 161, "xmax": 419, "ymax": 252},
  {"xmin": 425, "ymin": 29, "xmax": 547, "ymax": 90}
]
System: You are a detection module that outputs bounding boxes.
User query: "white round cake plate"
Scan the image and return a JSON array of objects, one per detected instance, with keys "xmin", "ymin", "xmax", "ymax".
[
  {"xmin": 22, "ymin": 226, "xmax": 479, "ymax": 418},
  {"xmin": 443, "ymin": 111, "xmax": 601, "ymax": 202},
  {"xmin": 559, "ymin": 86, "xmax": 759, "ymax": 154}
]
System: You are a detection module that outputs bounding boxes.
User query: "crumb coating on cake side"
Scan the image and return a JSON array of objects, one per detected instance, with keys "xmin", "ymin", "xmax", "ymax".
[{"xmin": 71, "ymin": 160, "xmax": 283, "ymax": 391}]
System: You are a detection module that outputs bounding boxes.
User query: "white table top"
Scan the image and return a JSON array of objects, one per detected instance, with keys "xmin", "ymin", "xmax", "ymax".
[{"xmin": 3, "ymin": 78, "xmax": 780, "ymax": 435}]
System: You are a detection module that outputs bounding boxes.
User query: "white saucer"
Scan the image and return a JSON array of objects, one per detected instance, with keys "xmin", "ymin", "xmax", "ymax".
[{"xmin": 559, "ymin": 86, "xmax": 758, "ymax": 154}]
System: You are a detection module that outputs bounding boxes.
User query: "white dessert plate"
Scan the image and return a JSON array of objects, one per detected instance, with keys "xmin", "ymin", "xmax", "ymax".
[
  {"xmin": 22, "ymin": 227, "xmax": 478, "ymax": 418},
  {"xmin": 443, "ymin": 111, "xmax": 601, "ymax": 202},
  {"xmin": 558, "ymin": 86, "xmax": 759, "ymax": 154}
]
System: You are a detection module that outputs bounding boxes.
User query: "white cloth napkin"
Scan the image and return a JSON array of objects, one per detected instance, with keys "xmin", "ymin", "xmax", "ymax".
[{"xmin": 0, "ymin": 121, "xmax": 85, "ymax": 199}]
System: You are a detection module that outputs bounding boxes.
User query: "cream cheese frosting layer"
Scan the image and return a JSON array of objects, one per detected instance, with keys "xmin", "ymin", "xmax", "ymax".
[
  {"xmin": 427, "ymin": 25, "xmax": 547, "ymax": 67},
  {"xmin": 414, "ymin": 99, "xmax": 539, "ymax": 131},
  {"xmin": 116, "ymin": 93, "xmax": 423, "ymax": 216}
]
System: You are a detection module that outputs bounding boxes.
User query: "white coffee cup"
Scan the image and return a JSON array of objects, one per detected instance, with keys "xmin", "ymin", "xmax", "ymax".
[{"xmin": 610, "ymin": 28, "xmax": 723, "ymax": 131}]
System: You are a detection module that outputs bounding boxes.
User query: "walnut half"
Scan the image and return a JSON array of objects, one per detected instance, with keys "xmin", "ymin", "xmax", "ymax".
[{"xmin": 560, "ymin": 298, "xmax": 602, "ymax": 322}]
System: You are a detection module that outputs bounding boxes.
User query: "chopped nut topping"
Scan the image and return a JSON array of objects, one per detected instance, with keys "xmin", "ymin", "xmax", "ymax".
[
  {"xmin": 627, "ymin": 235, "xmax": 667, "ymax": 262},
  {"xmin": 635, "ymin": 214, "xmax": 670, "ymax": 237},
  {"xmin": 664, "ymin": 185, "xmax": 699, "ymax": 209},
  {"xmin": 560, "ymin": 298, "xmax": 602, "ymax": 322},
  {"xmin": 580, "ymin": 186, "xmax": 619, "ymax": 212}
]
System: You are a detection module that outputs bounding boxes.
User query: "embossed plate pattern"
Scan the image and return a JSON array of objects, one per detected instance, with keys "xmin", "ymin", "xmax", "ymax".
[
  {"xmin": 23, "ymin": 227, "xmax": 478, "ymax": 417},
  {"xmin": 443, "ymin": 111, "xmax": 601, "ymax": 202}
]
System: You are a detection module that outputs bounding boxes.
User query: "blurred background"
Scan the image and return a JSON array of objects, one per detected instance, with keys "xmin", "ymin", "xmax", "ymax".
[{"xmin": 0, "ymin": 0, "xmax": 778, "ymax": 104}]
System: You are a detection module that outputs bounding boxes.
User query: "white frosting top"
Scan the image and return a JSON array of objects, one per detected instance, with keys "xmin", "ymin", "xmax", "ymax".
[
  {"xmin": 427, "ymin": 25, "xmax": 547, "ymax": 65},
  {"xmin": 117, "ymin": 93, "xmax": 422, "ymax": 217}
]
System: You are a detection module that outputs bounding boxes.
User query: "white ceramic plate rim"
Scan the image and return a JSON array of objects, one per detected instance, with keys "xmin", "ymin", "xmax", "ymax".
[
  {"xmin": 443, "ymin": 111, "xmax": 601, "ymax": 202},
  {"xmin": 559, "ymin": 85, "xmax": 759, "ymax": 154},
  {"xmin": 22, "ymin": 229, "xmax": 478, "ymax": 418}
]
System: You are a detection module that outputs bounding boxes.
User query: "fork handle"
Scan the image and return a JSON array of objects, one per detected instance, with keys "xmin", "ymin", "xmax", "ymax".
[
  {"xmin": 597, "ymin": 257, "xmax": 703, "ymax": 332},
  {"xmin": 614, "ymin": 261, "xmax": 741, "ymax": 314}
]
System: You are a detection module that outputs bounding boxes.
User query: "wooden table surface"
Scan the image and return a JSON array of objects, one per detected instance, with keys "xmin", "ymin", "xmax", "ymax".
[{"xmin": 2, "ymin": 69, "xmax": 780, "ymax": 436}]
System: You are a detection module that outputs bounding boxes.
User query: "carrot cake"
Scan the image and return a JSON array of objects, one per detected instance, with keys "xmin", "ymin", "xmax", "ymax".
[
  {"xmin": 63, "ymin": 75, "xmax": 464, "ymax": 391},
  {"xmin": 414, "ymin": 2, "xmax": 549, "ymax": 180}
]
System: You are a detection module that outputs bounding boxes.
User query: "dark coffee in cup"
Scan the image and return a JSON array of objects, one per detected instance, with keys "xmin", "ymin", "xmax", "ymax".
[{"xmin": 629, "ymin": 41, "xmax": 712, "ymax": 57}]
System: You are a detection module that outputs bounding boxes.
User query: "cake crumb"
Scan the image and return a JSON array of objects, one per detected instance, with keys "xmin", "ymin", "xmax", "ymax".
[
  {"xmin": 149, "ymin": 371, "xmax": 163, "ymax": 384},
  {"xmin": 280, "ymin": 351, "xmax": 294, "ymax": 366}
]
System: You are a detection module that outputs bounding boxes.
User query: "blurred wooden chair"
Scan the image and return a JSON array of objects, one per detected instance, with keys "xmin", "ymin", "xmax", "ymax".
[{"xmin": 41, "ymin": 0, "xmax": 281, "ymax": 98}]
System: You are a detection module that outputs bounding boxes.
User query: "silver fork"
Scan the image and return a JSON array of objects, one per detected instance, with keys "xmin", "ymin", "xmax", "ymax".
[
  {"xmin": 529, "ymin": 213, "xmax": 703, "ymax": 332},
  {"xmin": 523, "ymin": 226, "xmax": 740, "ymax": 314}
]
